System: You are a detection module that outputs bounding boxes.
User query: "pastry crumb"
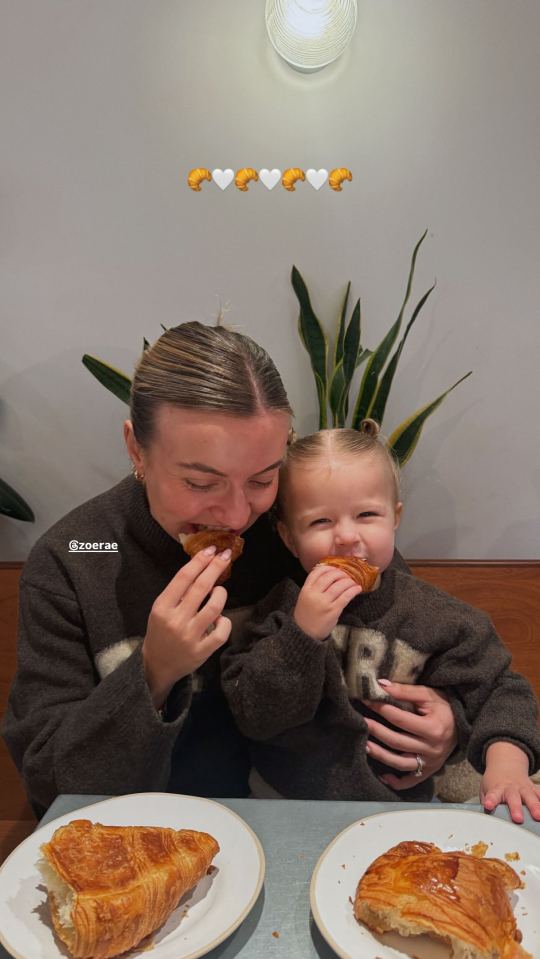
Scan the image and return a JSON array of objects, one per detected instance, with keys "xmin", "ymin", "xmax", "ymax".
[
  {"xmin": 470, "ymin": 841, "xmax": 489, "ymax": 858},
  {"xmin": 505, "ymin": 851, "xmax": 520, "ymax": 861},
  {"xmin": 340, "ymin": 863, "xmax": 346, "ymax": 869},
  {"xmin": 271, "ymin": 930, "xmax": 280, "ymax": 938}
]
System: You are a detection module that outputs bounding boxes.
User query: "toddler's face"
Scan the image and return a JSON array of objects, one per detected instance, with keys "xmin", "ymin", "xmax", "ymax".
[{"xmin": 278, "ymin": 453, "xmax": 402, "ymax": 576}]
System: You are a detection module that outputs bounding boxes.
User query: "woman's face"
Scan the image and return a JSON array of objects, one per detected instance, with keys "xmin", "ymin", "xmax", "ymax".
[{"xmin": 125, "ymin": 404, "xmax": 291, "ymax": 540}]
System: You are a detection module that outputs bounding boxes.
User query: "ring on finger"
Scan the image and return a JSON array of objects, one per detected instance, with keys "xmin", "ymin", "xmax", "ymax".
[{"xmin": 414, "ymin": 753, "xmax": 425, "ymax": 778}]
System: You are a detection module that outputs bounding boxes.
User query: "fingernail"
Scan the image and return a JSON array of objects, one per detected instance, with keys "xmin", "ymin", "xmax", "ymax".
[
  {"xmin": 203, "ymin": 545, "xmax": 217, "ymax": 555},
  {"xmin": 365, "ymin": 743, "xmax": 371, "ymax": 754},
  {"xmin": 378, "ymin": 678, "xmax": 391, "ymax": 687},
  {"xmin": 219, "ymin": 548, "xmax": 232, "ymax": 560}
]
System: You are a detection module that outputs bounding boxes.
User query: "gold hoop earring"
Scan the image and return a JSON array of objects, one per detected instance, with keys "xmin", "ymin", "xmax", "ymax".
[{"xmin": 132, "ymin": 464, "xmax": 145, "ymax": 483}]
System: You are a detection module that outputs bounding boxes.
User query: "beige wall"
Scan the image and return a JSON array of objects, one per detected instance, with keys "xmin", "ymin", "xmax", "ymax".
[{"xmin": 1, "ymin": 0, "xmax": 539, "ymax": 559}]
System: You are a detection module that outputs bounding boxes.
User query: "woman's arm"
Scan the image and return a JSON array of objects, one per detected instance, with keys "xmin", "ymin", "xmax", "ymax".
[
  {"xmin": 2, "ymin": 578, "xmax": 192, "ymax": 814},
  {"xmin": 2, "ymin": 549, "xmax": 233, "ymax": 813}
]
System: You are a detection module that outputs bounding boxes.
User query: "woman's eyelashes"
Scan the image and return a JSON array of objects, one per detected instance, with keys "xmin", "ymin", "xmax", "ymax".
[{"xmin": 183, "ymin": 478, "xmax": 274, "ymax": 492}]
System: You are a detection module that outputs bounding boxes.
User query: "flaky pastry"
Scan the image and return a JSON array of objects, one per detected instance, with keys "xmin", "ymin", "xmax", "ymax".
[
  {"xmin": 319, "ymin": 555, "xmax": 379, "ymax": 592},
  {"xmin": 354, "ymin": 839, "xmax": 531, "ymax": 959},
  {"xmin": 39, "ymin": 818, "xmax": 219, "ymax": 959},
  {"xmin": 179, "ymin": 529, "xmax": 244, "ymax": 583}
]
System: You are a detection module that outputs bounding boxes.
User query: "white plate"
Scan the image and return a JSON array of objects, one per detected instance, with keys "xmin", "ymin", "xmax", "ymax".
[
  {"xmin": 0, "ymin": 792, "xmax": 265, "ymax": 959},
  {"xmin": 310, "ymin": 808, "xmax": 540, "ymax": 958}
]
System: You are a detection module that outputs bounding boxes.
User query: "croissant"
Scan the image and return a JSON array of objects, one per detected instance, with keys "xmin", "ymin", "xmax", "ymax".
[
  {"xmin": 39, "ymin": 819, "xmax": 219, "ymax": 959},
  {"xmin": 187, "ymin": 167, "xmax": 212, "ymax": 191},
  {"xmin": 179, "ymin": 529, "xmax": 244, "ymax": 583},
  {"xmin": 281, "ymin": 168, "xmax": 305, "ymax": 191},
  {"xmin": 319, "ymin": 555, "xmax": 379, "ymax": 591},
  {"xmin": 234, "ymin": 167, "xmax": 259, "ymax": 191},
  {"xmin": 328, "ymin": 167, "xmax": 353, "ymax": 191},
  {"xmin": 354, "ymin": 840, "xmax": 532, "ymax": 959}
]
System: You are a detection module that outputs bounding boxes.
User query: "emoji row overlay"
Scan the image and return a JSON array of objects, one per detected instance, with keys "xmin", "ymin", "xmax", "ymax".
[{"xmin": 187, "ymin": 168, "xmax": 353, "ymax": 192}]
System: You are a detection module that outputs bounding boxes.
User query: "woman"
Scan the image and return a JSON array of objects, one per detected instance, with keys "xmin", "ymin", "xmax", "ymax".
[{"xmin": 3, "ymin": 322, "xmax": 457, "ymax": 815}]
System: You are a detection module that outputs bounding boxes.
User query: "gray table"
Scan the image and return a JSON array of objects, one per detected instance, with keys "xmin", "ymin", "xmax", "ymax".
[{"xmin": 2, "ymin": 796, "xmax": 539, "ymax": 958}]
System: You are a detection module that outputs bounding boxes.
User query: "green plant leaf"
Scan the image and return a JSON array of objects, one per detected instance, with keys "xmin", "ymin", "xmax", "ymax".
[
  {"xmin": 351, "ymin": 315, "xmax": 402, "ymax": 427},
  {"xmin": 0, "ymin": 477, "xmax": 34, "ymax": 521},
  {"xmin": 356, "ymin": 348, "xmax": 372, "ymax": 369},
  {"xmin": 292, "ymin": 266, "xmax": 328, "ymax": 428},
  {"xmin": 329, "ymin": 360, "xmax": 346, "ymax": 426},
  {"xmin": 388, "ymin": 370, "xmax": 473, "ymax": 467},
  {"xmin": 340, "ymin": 298, "xmax": 361, "ymax": 421},
  {"xmin": 82, "ymin": 355, "xmax": 132, "ymax": 405},
  {"xmin": 368, "ymin": 283, "xmax": 436, "ymax": 426},
  {"xmin": 351, "ymin": 230, "xmax": 428, "ymax": 428},
  {"xmin": 314, "ymin": 371, "xmax": 327, "ymax": 430},
  {"xmin": 334, "ymin": 282, "xmax": 351, "ymax": 369}
]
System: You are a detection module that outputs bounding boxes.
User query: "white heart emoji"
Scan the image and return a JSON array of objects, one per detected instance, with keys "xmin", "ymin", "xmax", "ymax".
[
  {"xmin": 212, "ymin": 169, "xmax": 234, "ymax": 190},
  {"xmin": 306, "ymin": 168, "xmax": 328, "ymax": 190},
  {"xmin": 259, "ymin": 169, "xmax": 282, "ymax": 190}
]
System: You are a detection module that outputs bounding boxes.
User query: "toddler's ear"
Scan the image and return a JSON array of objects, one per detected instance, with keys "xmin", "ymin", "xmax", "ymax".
[
  {"xmin": 394, "ymin": 501, "xmax": 403, "ymax": 530},
  {"xmin": 277, "ymin": 520, "xmax": 298, "ymax": 557}
]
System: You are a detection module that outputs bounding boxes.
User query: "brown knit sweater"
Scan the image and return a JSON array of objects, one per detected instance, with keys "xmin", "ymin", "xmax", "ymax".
[
  {"xmin": 2, "ymin": 475, "xmax": 303, "ymax": 814},
  {"xmin": 221, "ymin": 569, "xmax": 540, "ymax": 801}
]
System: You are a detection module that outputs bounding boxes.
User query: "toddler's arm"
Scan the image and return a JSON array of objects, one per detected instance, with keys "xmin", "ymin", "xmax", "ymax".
[{"xmin": 222, "ymin": 569, "xmax": 361, "ymax": 740}]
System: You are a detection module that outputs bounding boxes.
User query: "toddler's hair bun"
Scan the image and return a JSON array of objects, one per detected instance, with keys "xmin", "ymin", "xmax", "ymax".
[{"xmin": 359, "ymin": 418, "xmax": 380, "ymax": 438}]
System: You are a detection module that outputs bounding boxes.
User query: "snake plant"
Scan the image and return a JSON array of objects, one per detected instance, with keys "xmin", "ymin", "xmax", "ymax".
[
  {"xmin": 81, "ymin": 333, "xmax": 157, "ymax": 406},
  {"xmin": 293, "ymin": 231, "xmax": 472, "ymax": 466},
  {"xmin": 0, "ymin": 477, "xmax": 34, "ymax": 521}
]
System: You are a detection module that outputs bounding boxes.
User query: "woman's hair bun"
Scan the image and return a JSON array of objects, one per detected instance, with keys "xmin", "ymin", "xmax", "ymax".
[{"xmin": 359, "ymin": 418, "xmax": 380, "ymax": 438}]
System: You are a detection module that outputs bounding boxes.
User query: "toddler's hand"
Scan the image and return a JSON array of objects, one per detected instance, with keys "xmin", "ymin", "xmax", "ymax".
[
  {"xmin": 293, "ymin": 563, "xmax": 362, "ymax": 641},
  {"xmin": 481, "ymin": 769, "xmax": 540, "ymax": 823}
]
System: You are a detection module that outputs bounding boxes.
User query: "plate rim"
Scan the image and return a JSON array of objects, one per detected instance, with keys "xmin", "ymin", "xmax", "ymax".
[
  {"xmin": 0, "ymin": 792, "xmax": 266, "ymax": 959},
  {"xmin": 309, "ymin": 807, "xmax": 540, "ymax": 959}
]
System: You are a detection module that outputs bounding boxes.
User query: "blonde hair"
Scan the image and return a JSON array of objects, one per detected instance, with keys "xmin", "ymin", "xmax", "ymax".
[
  {"xmin": 130, "ymin": 321, "xmax": 293, "ymax": 447},
  {"xmin": 277, "ymin": 420, "xmax": 401, "ymax": 518}
]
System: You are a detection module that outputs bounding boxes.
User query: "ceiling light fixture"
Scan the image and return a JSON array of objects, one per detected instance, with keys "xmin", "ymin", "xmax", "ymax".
[{"xmin": 265, "ymin": 0, "xmax": 357, "ymax": 73}]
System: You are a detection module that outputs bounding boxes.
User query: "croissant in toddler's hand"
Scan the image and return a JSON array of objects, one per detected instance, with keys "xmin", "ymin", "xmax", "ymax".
[
  {"xmin": 39, "ymin": 818, "xmax": 219, "ymax": 959},
  {"xmin": 319, "ymin": 555, "xmax": 379, "ymax": 592},
  {"xmin": 179, "ymin": 529, "xmax": 244, "ymax": 583}
]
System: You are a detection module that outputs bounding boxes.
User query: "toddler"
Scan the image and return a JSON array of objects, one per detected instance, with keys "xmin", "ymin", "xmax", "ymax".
[{"xmin": 221, "ymin": 423, "xmax": 540, "ymax": 820}]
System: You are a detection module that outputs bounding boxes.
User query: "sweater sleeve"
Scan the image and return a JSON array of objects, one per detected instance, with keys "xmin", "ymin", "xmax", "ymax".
[
  {"xmin": 221, "ymin": 579, "xmax": 331, "ymax": 741},
  {"xmin": 2, "ymin": 578, "xmax": 192, "ymax": 813},
  {"xmin": 419, "ymin": 612, "xmax": 540, "ymax": 774}
]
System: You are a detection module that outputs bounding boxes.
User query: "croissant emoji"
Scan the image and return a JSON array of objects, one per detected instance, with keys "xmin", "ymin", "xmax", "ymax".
[
  {"xmin": 179, "ymin": 529, "xmax": 244, "ymax": 583},
  {"xmin": 319, "ymin": 555, "xmax": 379, "ymax": 591},
  {"xmin": 354, "ymin": 840, "xmax": 532, "ymax": 959},
  {"xmin": 282, "ymin": 168, "xmax": 305, "ymax": 191},
  {"xmin": 235, "ymin": 167, "xmax": 259, "ymax": 191},
  {"xmin": 328, "ymin": 167, "xmax": 353, "ymax": 191},
  {"xmin": 39, "ymin": 819, "xmax": 219, "ymax": 959},
  {"xmin": 187, "ymin": 167, "xmax": 212, "ymax": 191}
]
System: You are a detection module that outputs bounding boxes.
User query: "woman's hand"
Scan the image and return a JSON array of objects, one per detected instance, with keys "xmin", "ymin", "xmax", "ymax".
[
  {"xmin": 362, "ymin": 681, "xmax": 458, "ymax": 790},
  {"xmin": 142, "ymin": 547, "xmax": 233, "ymax": 708}
]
